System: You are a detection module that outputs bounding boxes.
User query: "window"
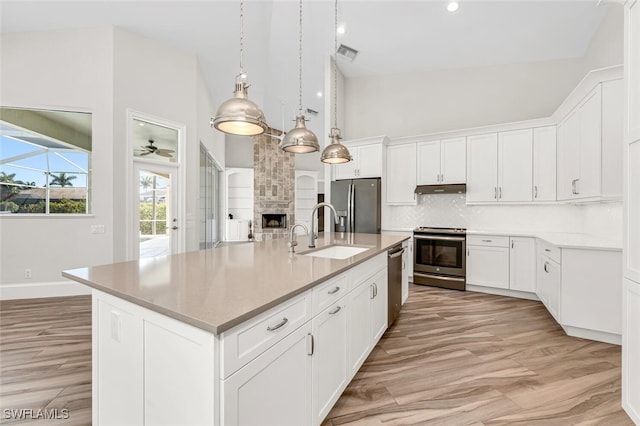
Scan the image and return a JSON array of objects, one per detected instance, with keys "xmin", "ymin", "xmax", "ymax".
[{"xmin": 0, "ymin": 107, "xmax": 91, "ymax": 214}]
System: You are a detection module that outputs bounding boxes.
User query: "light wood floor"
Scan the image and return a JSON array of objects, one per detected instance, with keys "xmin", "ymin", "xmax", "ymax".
[{"xmin": 0, "ymin": 286, "xmax": 632, "ymax": 425}]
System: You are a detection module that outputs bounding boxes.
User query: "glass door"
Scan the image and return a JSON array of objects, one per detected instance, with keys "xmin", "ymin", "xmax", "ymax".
[{"xmin": 134, "ymin": 164, "xmax": 178, "ymax": 259}]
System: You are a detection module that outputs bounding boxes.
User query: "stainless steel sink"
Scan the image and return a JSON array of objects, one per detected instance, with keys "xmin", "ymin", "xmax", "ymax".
[{"xmin": 300, "ymin": 245, "xmax": 371, "ymax": 260}]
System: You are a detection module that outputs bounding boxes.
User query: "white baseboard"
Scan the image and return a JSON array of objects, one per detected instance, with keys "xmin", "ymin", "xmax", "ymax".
[
  {"xmin": 0, "ymin": 281, "xmax": 91, "ymax": 300},
  {"xmin": 467, "ymin": 285, "xmax": 540, "ymax": 301},
  {"xmin": 562, "ymin": 325, "xmax": 621, "ymax": 346}
]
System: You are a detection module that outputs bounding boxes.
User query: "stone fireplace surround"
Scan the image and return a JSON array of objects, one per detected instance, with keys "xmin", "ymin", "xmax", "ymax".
[{"xmin": 253, "ymin": 129, "xmax": 294, "ymax": 240}]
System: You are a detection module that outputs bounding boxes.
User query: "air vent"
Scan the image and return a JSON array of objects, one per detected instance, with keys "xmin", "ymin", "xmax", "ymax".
[
  {"xmin": 336, "ymin": 44, "xmax": 358, "ymax": 61},
  {"xmin": 305, "ymin": 108, "xmax": 318, "ymax": 116}
]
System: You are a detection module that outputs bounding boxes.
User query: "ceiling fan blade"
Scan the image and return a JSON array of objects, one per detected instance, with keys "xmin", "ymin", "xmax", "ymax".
[
  {"xmin": 156, "ymin": 149, "xmax": 175, "ymax": 154},
  {"xmin": 139, "ymin": 151, "xmax": 153, "ymax": 156},
  {"xmin": 156, "ymin": 151, "xmax": 173, "ymax": 158}
]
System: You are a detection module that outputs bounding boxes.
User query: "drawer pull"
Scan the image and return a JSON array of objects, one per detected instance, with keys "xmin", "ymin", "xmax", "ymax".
[
  {"xmin": 327, "ymin": 286, "xmax": 341, "ymax": 295},
  {"xmin": 544, "ymin": 261, "xmax": 550, "ymax": 273},
  {"xmin": 329, "ymin": 306, "xmax": 342, "ymax": 315},
  {"xmin": 482, "ymin": 239, "xmax": 493, "ymax": 243},
  {"xmin": 266, "ymin": 317, "xmax": 288, "ymax": 331}
]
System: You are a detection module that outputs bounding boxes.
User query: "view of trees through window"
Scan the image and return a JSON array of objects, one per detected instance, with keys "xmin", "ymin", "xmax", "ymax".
[{"xmin": 0, "ymin": 108, "xmax": 91, "ymax": 214}]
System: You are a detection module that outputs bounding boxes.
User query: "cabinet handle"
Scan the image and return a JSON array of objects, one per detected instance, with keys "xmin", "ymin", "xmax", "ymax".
[
  {"xmin": 534, "ymin": 185, "xmax": 538, "ymax": 199},
  {"xmin": 307, "ymin": 333, "xmax": 314, "ymax": 356},
  {"xmin": 574, "ymin": 179, "xmax": 579, "ymax": 195},
  {"xmin": 467, "ymin": 248, "xmax": 470, "ymax": 256},
  {"xmin": 370, "ymin": 283, "xmax": 378, "ymax": 299},
  {"xmin": 327, "ymin": 286, "xmax": 341, "ymax": 295},
  {"xmin": 571, "ymin": 178, "xmax": 580, "ymax": 195},
  {"xmin": 511, "ymin": 241, "xmax": 514, "ymax": 249},
  {"xmin": 499, "ymin": 187, "xmax": 502, "ymax": 199},
  {"xmin": 266, "ymin": 317, "xmax": 288, "ymax": 331},
  {"xmin": 544, "ymin": 248, "xmax": 551, "ymax": 252},
  {"xmin": 329, "ymin": 306, "xmax": 342, "ymax": 315},
  {"xmin": 482, "ymin": 239, "xmax": 493, "ymax": 243},
  {"xmin": 402, "ymin": 260, "xmax": 406, "ymax": 270},
  {"xmin": 494, "ymin": 187, "xmax": 498, "ymax": 199},
  {"xmin": 544, "ymin": 261, "xmax": 550, "ymax": 273}
]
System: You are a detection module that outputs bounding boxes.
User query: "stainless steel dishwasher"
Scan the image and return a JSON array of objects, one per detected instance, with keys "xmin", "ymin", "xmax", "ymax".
[{"xmin": 388, "ymin": 244, "xmax": 405, "ymax": 326}]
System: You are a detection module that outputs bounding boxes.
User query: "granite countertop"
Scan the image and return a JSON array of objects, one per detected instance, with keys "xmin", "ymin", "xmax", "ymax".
[
  {"xmin": 63, "ymin": 233, "xmax": 408, "ymax": 335},
  {"xmin": 467, "ymin": 229, "xmax": 622, "ymax": 251}
]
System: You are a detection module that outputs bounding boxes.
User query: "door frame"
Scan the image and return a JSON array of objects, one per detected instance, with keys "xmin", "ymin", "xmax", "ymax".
[{"xmin": 126, "ymin": 109, "xmax": 186, "ymax": 260}]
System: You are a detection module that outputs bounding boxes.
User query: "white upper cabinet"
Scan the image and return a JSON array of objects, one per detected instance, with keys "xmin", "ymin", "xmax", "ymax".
[
  {"xmin": 441, "ymin": 137, "xmax": 467, "ymax": 184},
  {"xmin": 333, "ymin": 140, "xmax": 383, "ymax": 180},
  {"xmin": 385, "ymin": 143, "xmax": 417, "ymax": 205},
  {"xmin": 417, "ymin": 137, "xmax": 466, "ymax": 185},
  {"xmin": 498, "ymin": 129, "xmax": 533, "ymax": 202},
  {"xmin": 557, "ymin": 78, "xmax": 623, "ymax": 202},
  {"xmin": 466, "ymin": 133, "xmax": 498, "ymax": 203},
  {"xmin": 416, "ymin": 140, "xmax": 440, "ymax": 185},
  {"xmin": 532, "ymin": 126, "xmax": 557, "ymax": 202}
]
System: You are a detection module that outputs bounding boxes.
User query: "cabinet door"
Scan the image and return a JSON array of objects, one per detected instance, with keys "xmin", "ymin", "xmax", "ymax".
[
  {"xmin": 416, "ymin": 140, "xmax": 441, "ymax": 185},
  {"xmin": 370, "ymin": 269, "xmax": 388, "ymax": 342},
  {"xmin": 347, "ymin": 280, "xmax": 372, "ymax": 374},
  {"xmin": 539, "ymin": 257, "xmax": 560, "ymax": 322},
  {"xmin": 623, "ymin": 278, "xmax": 640, "ymax": 424},
  {"xmin": 498, "ymin": 129, "xmax": 533, "ymax": 202},
  {"xmin": 440, "ymin": 137, "xmax": 466, "ymax": 184},
  {"xmin": 334, "ymin": 149, "xmax": 358, "ymax": 180},
  {"xmin": 509, "ymin": 237, "xmax": 536, "ymax": 293},
  {"xmin": 95, "ymin": 297, "xmax": 144, "ymax": 425},
  {"xmin": 386, "ymin": 143, "xmax": 417, "ymax": 205},
  {"xmin": 557, "ymin": 111, "xmax": 580, "ymax": 201},
  {"xmin": 312, "ymin": 301, "xmax": 348, "ymax": 426},
  {"xmin": 577, "ymin": 86, "xmax": 603, "ymax": 199},
  {"xmin": 466, "ymin": 133, "xmax": 498, "ymax": 203},
  {"xmin": 533, "ymin": 126, "xmax": 557, "ymax": 202},
  {"xmin": 467, "ymin": 245, "xmax": 509, "ymax": 289},
  {"xmin": 222, "ymin": 323, "xmax": 312, "ymax": 426},
  {"xmin": 358, "ymin": 143, "xmax": 382, "ymax": 178}
]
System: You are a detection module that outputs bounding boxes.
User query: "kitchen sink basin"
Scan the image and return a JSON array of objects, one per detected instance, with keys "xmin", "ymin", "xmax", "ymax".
[{"xmin": 301, "ymin": 245, "xmax": 371, "ymax": 260}]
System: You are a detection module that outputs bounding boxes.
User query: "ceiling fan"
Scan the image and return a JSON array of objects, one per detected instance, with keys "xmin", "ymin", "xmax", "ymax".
[{"xmin": 136, "ymin": 139, "xmax": 175, "ymax": 158}]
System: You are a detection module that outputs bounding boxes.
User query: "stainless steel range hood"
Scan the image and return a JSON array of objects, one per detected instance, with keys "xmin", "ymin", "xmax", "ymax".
[{"xmin": 415, "ymin": 184, "xmax": 466, "ymax": 195}]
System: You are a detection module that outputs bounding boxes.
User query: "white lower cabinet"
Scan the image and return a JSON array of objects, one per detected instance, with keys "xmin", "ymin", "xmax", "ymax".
[
  {"xmin": 311, "ymin": 300, "xmax": 349, "ymax": 425},
  {"xmin": 623, "ymin": 279, "xmax": 640, "ymax": 424},
  {"xmin": 222, "ymin": 323, "xmax": 313, "ymax": 426},
  {"xmin": 93, "ymin": 254, "xmax": 391, "ymax": 426},
  {"xmin": 509, "ymin": 237, "xmax": 536, "ymax": 293},
  {"xmin": 466, "ymin": 236, "xmax": 510, "ymax": 289},
  {"xmin": 538, "ymin": 251, "xmax": 561, "ymax": 322}
]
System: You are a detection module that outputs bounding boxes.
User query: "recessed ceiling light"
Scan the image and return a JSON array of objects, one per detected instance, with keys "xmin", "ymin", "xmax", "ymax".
[
  {"xmin": 337, "ymin": 25, "xmax": 346, "ymax": 35},
  {"xmin": 447, "ymin": 1, "xmax": 459, "ymax": 13},
  {"xmin": 316, "ymin": 91, "xmax": 323, "ymax": 97}
]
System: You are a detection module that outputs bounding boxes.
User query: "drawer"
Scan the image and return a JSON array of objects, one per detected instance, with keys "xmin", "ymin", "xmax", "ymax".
[
  {"xmin": 312, "ymin": 273, "xmax": 348, "ymax": 315},
  {"xmin": 539, "ymin": 240, "xmax": 561, "ymax": 264},
  {"xmin": 347, "ymin": 252, "xmax": 387, "ymax": 291},
  {"xmin": 467, "ymin": 235, "xmax": 509, "ymax": 248},
  {"xmin": 220, "ymin": 290, "xmax": 312, "ymax": 378}
]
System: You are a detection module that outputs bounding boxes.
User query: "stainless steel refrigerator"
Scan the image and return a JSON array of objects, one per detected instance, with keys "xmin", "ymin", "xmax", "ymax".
[{"xmin": 331, "ymin": 178, "xmax": 381, "ymax": 234}]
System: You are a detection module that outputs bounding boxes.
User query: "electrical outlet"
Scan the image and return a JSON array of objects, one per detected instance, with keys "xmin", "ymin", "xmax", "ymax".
[
  {"xmin": 90, "ymin": 225, "xmax": 105, "ymax": 234},
  {"xmin": 24, "ymin": 269, "xmax": 32, "ymax": 279}
]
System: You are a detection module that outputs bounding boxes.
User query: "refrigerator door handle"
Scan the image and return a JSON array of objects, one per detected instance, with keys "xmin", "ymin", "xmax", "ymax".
[
  {"xmin": 346, "ymin": 183, "xmax": 353, "ymax": 233},
  {"xmin": 350, "ymin": 183, "xmax": 355, "ymax": 232}
]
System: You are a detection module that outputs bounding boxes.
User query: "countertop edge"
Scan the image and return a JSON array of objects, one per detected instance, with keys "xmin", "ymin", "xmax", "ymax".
[{"xmin": 63, "ymin": 235, "xmax": 410, "ymax": 335}]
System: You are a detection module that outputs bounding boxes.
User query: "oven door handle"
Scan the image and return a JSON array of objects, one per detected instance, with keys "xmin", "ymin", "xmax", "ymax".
[
  {"xmin": 414, "ymin": 272, "xmax": 465, "ymax": 282},
  {"xmin": 414, "ymin": 235, "xmax": 466, "ymax": 242}
]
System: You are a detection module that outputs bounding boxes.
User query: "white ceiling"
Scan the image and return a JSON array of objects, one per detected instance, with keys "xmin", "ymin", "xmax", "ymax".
[{"xmin": 1, "ymin": 1, "xmax": 609, "ymax": 137}]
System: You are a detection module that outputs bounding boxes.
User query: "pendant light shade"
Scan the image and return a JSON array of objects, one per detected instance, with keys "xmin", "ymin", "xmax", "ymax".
[
  {"xmin": 321, "ymin": 0, "xmax": 351, "ymax": 164},
  {"xmin": 281, "ymin": 0, "xmax": 319, "ymax": 153},
  {"xmin": 212, "ymin": 1, "xmax": 267, "ymax": 136},
  {"xmin": 321, "ymin": 128, "xmax": 352, "ymax": 164},
  {"xmin": 213, "ymin": 79, "xmax": 268, "ymax": 136},
  {"xmin": 280, "ymin": 114, "xmax": 320, "ymax": 153}
]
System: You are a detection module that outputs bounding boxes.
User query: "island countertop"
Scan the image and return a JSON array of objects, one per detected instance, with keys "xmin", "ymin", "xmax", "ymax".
[{"xmin": 63, "ymin": 233, "xmax": 408, "ymax": 335}]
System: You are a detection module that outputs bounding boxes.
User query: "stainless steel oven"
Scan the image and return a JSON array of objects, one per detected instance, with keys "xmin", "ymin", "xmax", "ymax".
[{"xmin": 413, "ymin": 227, "xmax": 466, "ymax": 291}]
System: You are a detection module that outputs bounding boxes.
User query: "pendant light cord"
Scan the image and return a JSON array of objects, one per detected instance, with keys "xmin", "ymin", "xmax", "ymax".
[
  {"xmin": 333, "ymin": 0, "xmax": 338, "ymax": 130},
  {"xmin": 298, "ymin": 0, "xmax": 303, "ymax": 112},
  {"xmin": 239, "ymin": 0, "xmax": 244, "ymax": 75}
]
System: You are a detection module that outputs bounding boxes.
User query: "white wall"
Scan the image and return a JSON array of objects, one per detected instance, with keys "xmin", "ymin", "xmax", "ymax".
[
  {"xmin": 582, "ymin": 5, "xmax": 624, "ymax": 75},
  {"xmin": 344, "ymin": 58, "xmax": 585, "ymax": 140},
  {"xmin": 0, "ymin": 28, "xmax": 115, "ymax": 297}
]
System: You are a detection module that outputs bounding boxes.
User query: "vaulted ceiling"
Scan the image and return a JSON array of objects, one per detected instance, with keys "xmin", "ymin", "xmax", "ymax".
[{"xmin": 1, "ymin": 1, "xmax": 609, "ymax": 138}]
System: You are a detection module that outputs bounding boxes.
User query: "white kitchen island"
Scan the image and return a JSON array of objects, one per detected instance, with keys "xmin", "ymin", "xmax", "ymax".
[{"xmin": 63, "ymin": 233, "xmax": 407, "ymax": 426}]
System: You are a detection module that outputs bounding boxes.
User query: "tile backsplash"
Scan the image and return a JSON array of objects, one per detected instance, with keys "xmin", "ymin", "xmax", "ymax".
[{"xmin": 386, "ymin": 194, "xmax": 622, "ymax": 239}]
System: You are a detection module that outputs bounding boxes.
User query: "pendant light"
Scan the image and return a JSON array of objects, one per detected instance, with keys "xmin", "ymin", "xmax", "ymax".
[
  {"xmin": 211, "ymin": 1, "xmax": 268, "ymax": 136},
  {"xmin": 280, "ymin": 0, "xmax": 320, "ymax": 153},
  {"xmin": 321, "ymin": 0, "xmax": 352, "ymax": 164}
]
